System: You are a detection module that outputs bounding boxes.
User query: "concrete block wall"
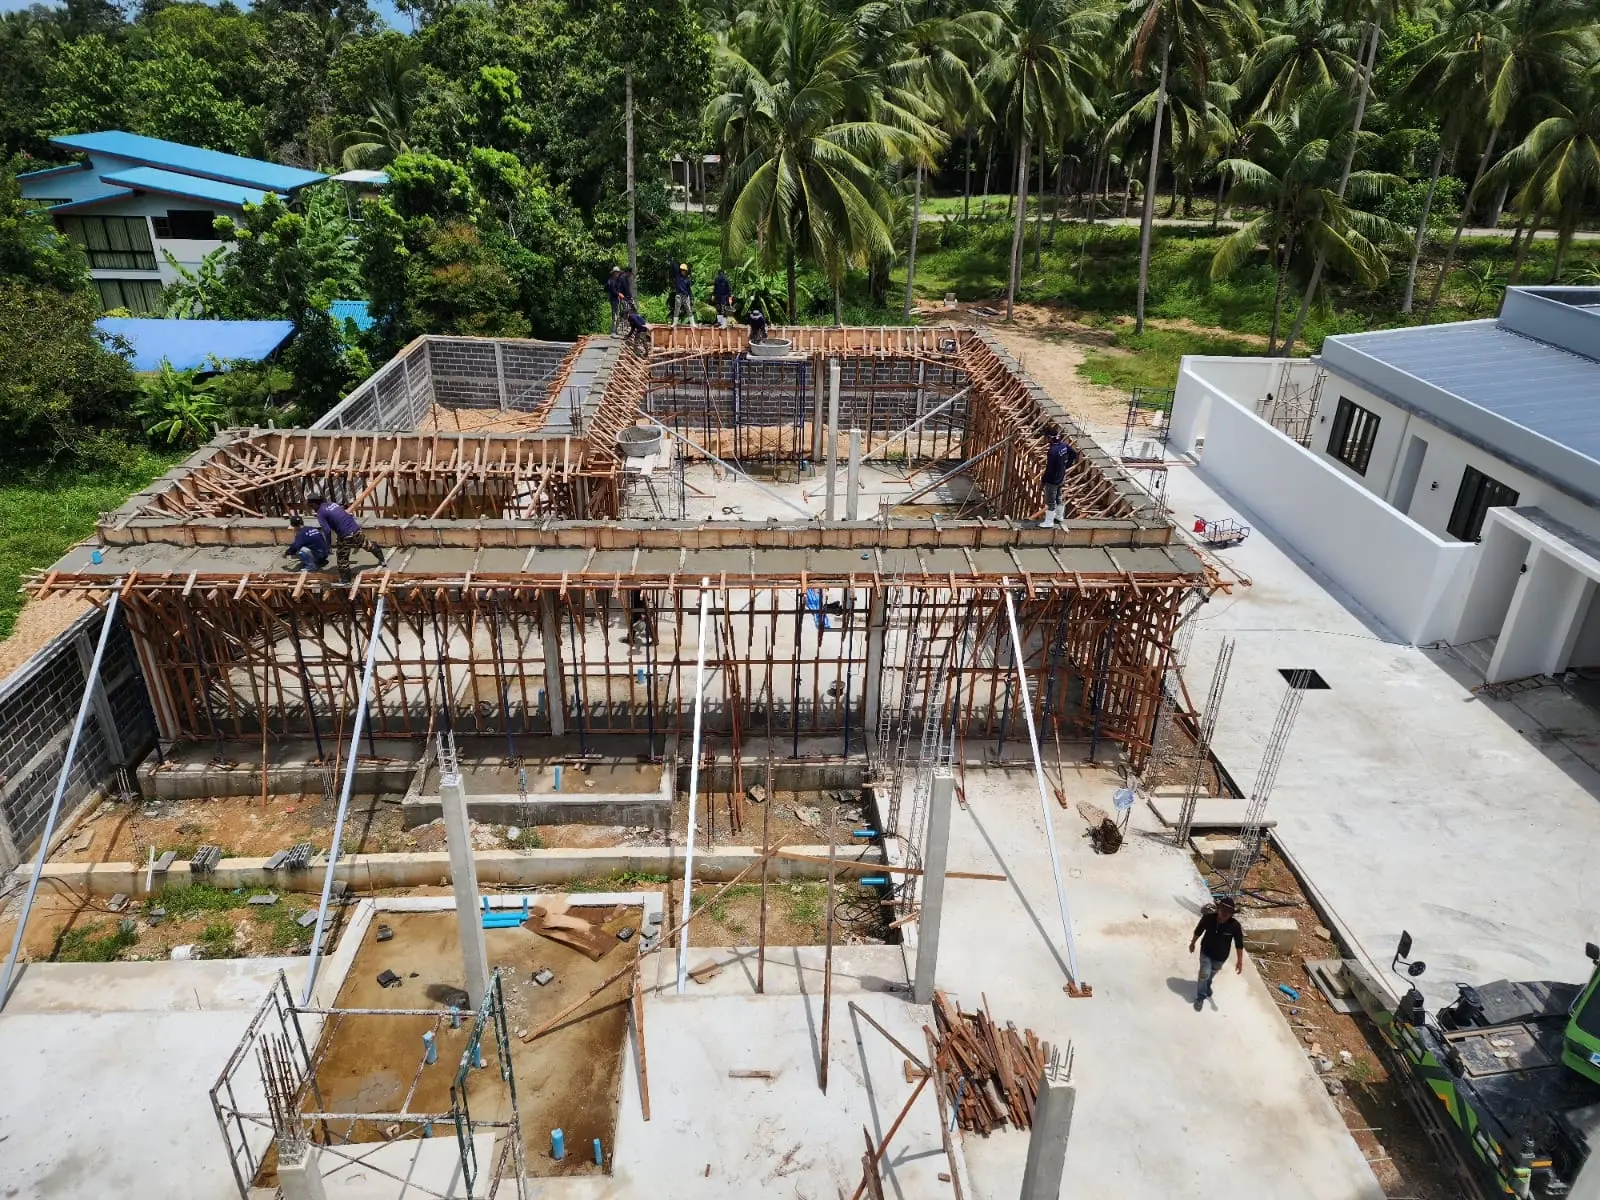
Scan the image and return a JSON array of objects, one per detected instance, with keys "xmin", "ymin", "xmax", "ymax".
[
  {"xmin": 314, "ymin": 338, "xmax": 433, "ymax": 431},
  {"xmin": 0, "ymin": 609, "xmax": 154, "ymax": 872}
]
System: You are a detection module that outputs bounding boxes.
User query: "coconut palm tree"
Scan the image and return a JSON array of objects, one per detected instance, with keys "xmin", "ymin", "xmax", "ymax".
[
  {"xmin": 707, "ymin": 0, "xmax": 917, "ymax": 320},
  {"xmin": 1487, "ymin": 62, "xmax": 1600, "ymax": 280},
  {"xmin": 1209, "ymin": 88, "xmax": 1403, "ymax": 352},
  {"xmin": 981, "ymin": 0, "xmax": 1106, "ymax": 321},
  {"xmin": 1121, "ymin": 0, "xmax": 1254, "ymax": 335},
  {"xmin": 1406, "ymin": 0, "xmax": 1595, "ymax": 314},
  {"xmin": 1236, "ymin": 0, "xmax": 1361, "ymax": 118}
]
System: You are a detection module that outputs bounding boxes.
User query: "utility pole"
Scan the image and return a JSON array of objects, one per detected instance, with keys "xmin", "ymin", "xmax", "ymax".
[{"xmin": 625, "ymin": 64, "xmax": 637, "ymax": 279}]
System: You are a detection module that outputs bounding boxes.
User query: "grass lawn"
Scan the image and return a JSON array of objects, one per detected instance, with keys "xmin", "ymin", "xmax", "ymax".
[
  {"xmin": 1078, "ymin": 327, "xmax": 1262, "ymax": 393},
  {"xmin": 0, "ymin": 448, "xmax": 182, "ymax": 639}
]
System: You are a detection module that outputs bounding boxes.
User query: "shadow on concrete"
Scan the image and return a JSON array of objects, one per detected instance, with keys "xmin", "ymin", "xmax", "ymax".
[
  {"xmin": 966, "ymin": 803, "xmax": 1072, "ymax": 981},
  {"xmin": 1424, "ymin": 644, "xmax": 1600, "ymax": 807},
  {"xmin": 1166, "ymin": 975, "xmax": 1199, "ymax": 1002}
]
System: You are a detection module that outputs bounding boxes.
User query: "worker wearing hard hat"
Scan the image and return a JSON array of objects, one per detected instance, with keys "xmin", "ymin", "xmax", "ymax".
[{"xmin": 671, "ymin": 262, "xmax": 696, "ymax": 328}]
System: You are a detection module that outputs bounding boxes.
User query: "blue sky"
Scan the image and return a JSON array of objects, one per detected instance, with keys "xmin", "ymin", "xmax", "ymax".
[{"xmin": 0, "ymin": 0, "xmax": 409, "ymax": 30}]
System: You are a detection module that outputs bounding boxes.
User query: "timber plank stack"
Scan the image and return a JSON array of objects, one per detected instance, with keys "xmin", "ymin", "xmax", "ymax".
[{"xmin": 929, "ymin": 990, "xmax": 1049, "ymax": 1135}]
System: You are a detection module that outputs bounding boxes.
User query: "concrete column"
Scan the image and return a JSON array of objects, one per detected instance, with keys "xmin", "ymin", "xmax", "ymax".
[
  {"xmin": 1019, "ymin": 1067, "xmax": 1076, "ymax": 1200},
  {"xmin": 825, "ymin": 360, "xmax": 841, "ymax": 521},
  {"xmin": 539, "ymin": 592, "xmax": 567, "ymax": 738},
  {"xmin": 277, "ymin": 1142, "xmax": 328, "ymax": 1200},
  {"xmin": 912, "ymin": 774, "xmax": 954, "ymax": 1004},
  {"xmin": 1488, "ymin": 548, "xmax": 1594, "ymax": 683},
  {"xmin": 441, "ymin": 771, "xmax": 491, "ymax": 1009},
  {"xmin": 811, "ymin": 353, "xmax": 826, "ymax": 464},
  {"xmin": 74, "ymin": 623, "xmax": 125, "ymax": 767},
  {"xmin": 846, "ymin": 429, "xmax": 862, "ymax": 520},
  {"xmin": 494, "ymin": 342, "xmax": 509, "ymax": 412},
  {"xmin": 863, "ymin": 591, "xmax": 888, "ymax": 740}
]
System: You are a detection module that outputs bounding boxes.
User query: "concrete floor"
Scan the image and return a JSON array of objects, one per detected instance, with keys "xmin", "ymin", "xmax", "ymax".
[
  {"xmin": 0, "ymin": 958, "xmax": 302, "ymax": 1200},
  {"xmin": 934, "ymin": 765, "xmax": 1383, "ymax": 1200},
  {"xmin": 1165, "ymin": 456, "xmax": 1600, "ymax": 1007}
]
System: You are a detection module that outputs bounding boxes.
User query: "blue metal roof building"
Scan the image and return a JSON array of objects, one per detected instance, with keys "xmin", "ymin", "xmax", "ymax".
[
  {"xmin": 17, "ymin": 132, "xmax": 327, "ymax": 316},
  {"xmin": 97, "ymin": 317, "xmax": 297, "ymax": 372}
]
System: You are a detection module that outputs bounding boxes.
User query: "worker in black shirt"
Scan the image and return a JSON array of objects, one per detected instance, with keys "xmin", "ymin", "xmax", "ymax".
[
  {"xmin": 1189, "ymin": 896, "xmax": 1245, "ymax": 1011},
  {"xmin": 1038, "ymin": 427, "xmax": 1077, "ymax": 528},
  {"xmin": 605, "ymin": 266, "xmax": 625, "ymax": 335}
]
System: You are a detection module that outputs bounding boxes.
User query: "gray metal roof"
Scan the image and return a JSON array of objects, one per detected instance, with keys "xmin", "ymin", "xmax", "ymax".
[{"xmin": 1320, "ymin": 288, "xmax": 1600, "ymax": 507}]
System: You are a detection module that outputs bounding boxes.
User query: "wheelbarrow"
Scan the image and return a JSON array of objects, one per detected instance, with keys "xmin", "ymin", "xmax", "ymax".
[{"xmin": 1193, "ymin": 515, "xmax": 1250, "ymax": 547}]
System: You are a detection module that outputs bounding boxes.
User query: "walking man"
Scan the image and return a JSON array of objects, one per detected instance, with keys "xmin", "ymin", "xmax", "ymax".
[
  {"xmin": 308, "ymin": 493, "xmax": 386, "ymax": 583},
  {"xmin": 605, "ymin": 266, "xmax": 626, "ymax": 335},
  {"xmin": 671, "ymin": 262, "xmax": 696, "ymax": 328},
  {"xmin": 284, "ymin": 514, "xmax": 329, "ymax": 573},
  {"xmin": 1189, "ymin": 896, "xmax": 1245, "ymax": 1011},
  {"xmin": 1038, "ymin": 427, "xmax": 1077, "ymax": 528}
]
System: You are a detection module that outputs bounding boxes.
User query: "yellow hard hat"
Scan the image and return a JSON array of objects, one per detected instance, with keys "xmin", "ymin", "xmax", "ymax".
[{"xmin": 679, "ymin": 263, "xmax": 688, "ymax": 271}]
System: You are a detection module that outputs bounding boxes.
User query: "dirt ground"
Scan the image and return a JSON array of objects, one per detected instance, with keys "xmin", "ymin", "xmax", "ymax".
[
  {"xmin": 0, "ymin": 594, "xmax": 92, "ymax": 682},
  {"xmin": 1208, "ymin": 848, "xmax": 1457, "ymax": 1200},
  {"xmin": 312, "ymin": 908, "xmax": 638, "ymax": 1177},
  {"xmin": 416, "ymin": 404, "xmax": 546, "ymax": 435},
  {"xmin": 670, "ymin": 786, "xmax": 871, "ymax": 849},
  {"xmin": 675, "ymin": 877, "xmax": 888, "ymax": 947}
]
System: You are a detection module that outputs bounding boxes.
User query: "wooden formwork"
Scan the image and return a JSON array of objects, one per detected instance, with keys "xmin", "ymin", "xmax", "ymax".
[{"xmin": 99, "ymin": 574, "xmax": 1192, "ymax": 771}]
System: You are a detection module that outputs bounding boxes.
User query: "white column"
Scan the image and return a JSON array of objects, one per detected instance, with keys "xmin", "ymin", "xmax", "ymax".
[
  {"xmin": 912, "ymin": 774, "xmax": 954, "ymax": 1004},
  {"xmin": 846, "ymin": 429, "xmax": 862, "ymax": 520},
  {"xmin": 540, "ymin": 592, "xmax": 566, "ymax": 738},
  {"xmin": 277, "ymin": 1143, "xmax": 329, "ymax": 1200},
  {"xmin": 1019, "ymin": 1068, "xmax": 1076, "ymax": 1200},
  {"xmin": 676, "ymin": 581, "xmax": 712, "ymax": 994},
  {"xmin": 442, "ymin": 771, "xmax": 491, "ymax": 1009}
]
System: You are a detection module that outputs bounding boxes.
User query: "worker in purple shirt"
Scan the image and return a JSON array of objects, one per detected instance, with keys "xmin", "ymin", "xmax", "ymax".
[
  {"xmin": 307, "ymin": 493, "xmax": 385, "ymax": 583},
  {"xmin": 1038, "ymin": 426, "xmax": 1077, "ymax": 528},
  {"xmin": 283, "ymin": 514, "xmax": 329, "ymax": 572}
]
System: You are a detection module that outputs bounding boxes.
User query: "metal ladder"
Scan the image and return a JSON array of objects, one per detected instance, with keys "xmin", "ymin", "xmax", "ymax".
[{"xmin": 901, "ymin": 623, "xmax": 960, "ymax": 910}]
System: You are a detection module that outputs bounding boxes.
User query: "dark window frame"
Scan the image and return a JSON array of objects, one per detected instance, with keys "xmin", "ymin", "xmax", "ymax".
[
  {"xmin": 1447, "ymin": 465, "xmax": 1520, "ymax": 542},
  {"xmin": 1327, "ymin": 396, "xmax": 1381, "ymax": 476},
  {"xmin": 152, "ymin": 209, "xmax": 218, "ymax": 240},
  {"xmin": 55, "ymin": 214, "xmax": 157, "ymax": 271}
]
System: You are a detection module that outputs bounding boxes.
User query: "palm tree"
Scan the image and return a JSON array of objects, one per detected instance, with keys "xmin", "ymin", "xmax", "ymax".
[
  {"xmin": 1210, "ymin": 89, "xmax": 1403, "ymax": 352},
  {"xmin": 337, "ymin": 42, "xmax": 422, "ymax": 170},
  {"xmin": 1236, "ymin": 0, "xmax": 1360, "ymax": 118},
  {"xmin": 880, "ymin": 1, "xmax": 992, "ymax": 317},
  {"xmin": 981, "ymin": 0, "xmax": 1105, "ymax": 321},
  {"xmin": 707, "ymin": 0, "xmax": 917, "ymax": 320},
  {"xmin": 1406, "ymin": 0, "xmax": 1595, "ymax": 314},
  {"xmin": 1121, "ymin": 0, "xmax": 1254, "ymax": 335},
  {"xmin": 1488, "ymin": 62, "xmax": 1600, "ymax": 280}
]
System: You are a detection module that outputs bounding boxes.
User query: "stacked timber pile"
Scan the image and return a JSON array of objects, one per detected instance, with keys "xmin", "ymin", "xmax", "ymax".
[{"xmin": 930, "ymin": 991, "xmax": 1049, "ymax": 1134}]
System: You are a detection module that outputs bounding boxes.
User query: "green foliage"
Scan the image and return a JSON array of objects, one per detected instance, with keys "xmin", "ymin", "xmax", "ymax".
[
  {"xmin": 52, "ymin": 919, "xmax": 138, "ymax": 963},
  {"xmin": 0, "ymin": 448, "xmax": 179, "ymax": 637},
  {"xmin": 136, "ymin": 362, "xmax": 224, "ymax": 448},
  {"xmin": 507, "ymin": 828, "xmax": 545, "ymax": 850},
  {"xmin": 1078, "ymin": 326, "xmax": 1261, "ymax": 391},
  {"xmin": 200, "ymin": 919, "xmax": 238, "ymax": 958}
]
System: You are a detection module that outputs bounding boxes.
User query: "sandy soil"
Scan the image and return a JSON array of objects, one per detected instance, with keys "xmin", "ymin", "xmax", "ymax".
[
  {"xmin": 415, "ymin": 404, "xmax": 549, "ymax": 434},
  {"xmin": 671, "ymin": 787, "xmax": 871, "ymax": 849},
  {"xmin": 960, "ymin": 304, "xmax": 1136, "ymax": 433},
  {"xmin": 1221, "ymin": 850, "xmax": 1457, "ymax": 1200},
  {"xmin": 312, "ymin": 909, "xmax": 638, "ymax": 1177},
  {"xmin": 0, "ymin": 595, "xmax": 92, "ymax": 683}
]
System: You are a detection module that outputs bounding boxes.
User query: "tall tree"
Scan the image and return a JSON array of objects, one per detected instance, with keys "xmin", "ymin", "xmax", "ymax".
[
  {"xmin": 707, "ymin": 0, "xmax": 914, "ymax": 319},
  {"xmin": 1410, "ymin": 0, "xmax": 1594, "ymax": 314},
  {"xmin": 981, "ymin": 0, "xmax": 1104, "ymax": 321},
  {"xmin": 1121, "ymin": 0, "xmax": 1253, "ymax": 334}
]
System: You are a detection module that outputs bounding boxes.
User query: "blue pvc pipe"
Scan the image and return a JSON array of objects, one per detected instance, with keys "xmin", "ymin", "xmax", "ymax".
[
  {"xmin": 552, "ymin": 1129, "xmax": 566, "ymax": 1160},
  {"xmin": 422, "ymin": 1031, "xmax": 436, "ymax": 1065},
  {"xmin": 593, "ymin": 1138, "xmax": 603, "ymax": 1166}
]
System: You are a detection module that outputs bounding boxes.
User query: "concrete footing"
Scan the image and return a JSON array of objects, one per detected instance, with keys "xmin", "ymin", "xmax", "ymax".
[
  {"xmin": 1241, "ymin": 916, "xmax": 1299, "ymax": 956},
  {"xmin": 14, "ymin": 843, "xmax": 861, "ymax": 898},
  {"xmin": 276, "ymin": 1142, "xmax": 327, "ymax": 1200}
]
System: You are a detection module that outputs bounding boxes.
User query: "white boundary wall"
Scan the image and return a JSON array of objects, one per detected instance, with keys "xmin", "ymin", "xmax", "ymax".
[{"xmin": 1171, "ymin": 357, "xmax": 1477, "ymax": 645}]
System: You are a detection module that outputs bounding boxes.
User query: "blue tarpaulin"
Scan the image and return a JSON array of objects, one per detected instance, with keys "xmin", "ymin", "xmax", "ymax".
[{"xmin": 96, "ymin": 317, "xmax": 296, "ymax": 372}]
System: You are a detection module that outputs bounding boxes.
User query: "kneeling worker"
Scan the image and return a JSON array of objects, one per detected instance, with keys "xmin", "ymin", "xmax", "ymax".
[{"xmin": 284, "ymin": 514, "xmax": 329, "ymax": 572}]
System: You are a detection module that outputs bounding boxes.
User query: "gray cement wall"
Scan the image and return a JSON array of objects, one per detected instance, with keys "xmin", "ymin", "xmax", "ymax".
[{"xmin": 0, "ymin": 608, "xmax": 155, "ymax": 872}]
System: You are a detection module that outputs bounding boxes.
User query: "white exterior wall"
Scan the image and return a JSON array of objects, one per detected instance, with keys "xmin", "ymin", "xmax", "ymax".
[
  {"xmin": 1310, "ymin": 371, "xmax": 1600, "ymax": 545},
  {"xmin": 1172, "ymin": 359, "xmax": 1477, "ymax": 644},
  {"xmin": 70, "ymin": 192, "xmax": 233, "ymax": 288}
]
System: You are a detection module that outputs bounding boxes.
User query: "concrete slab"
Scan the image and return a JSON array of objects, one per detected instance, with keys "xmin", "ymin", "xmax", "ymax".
[
  {"xmin": 0, "ymin": 958, "xmax": 302, "ymax": 1200},
  {"xmin": 934, "ymin": 766, "xmax": 1382, "ymax": 1200},
  {"xmin": 1166, "ymin": 457, "xmax": 1600, "ymax": 1006}
]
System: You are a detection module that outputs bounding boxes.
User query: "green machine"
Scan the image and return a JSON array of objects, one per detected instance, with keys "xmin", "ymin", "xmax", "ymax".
[{"xmin": 1382, "ymin": 933, "xmax": 1600, "ymax": 1197}]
